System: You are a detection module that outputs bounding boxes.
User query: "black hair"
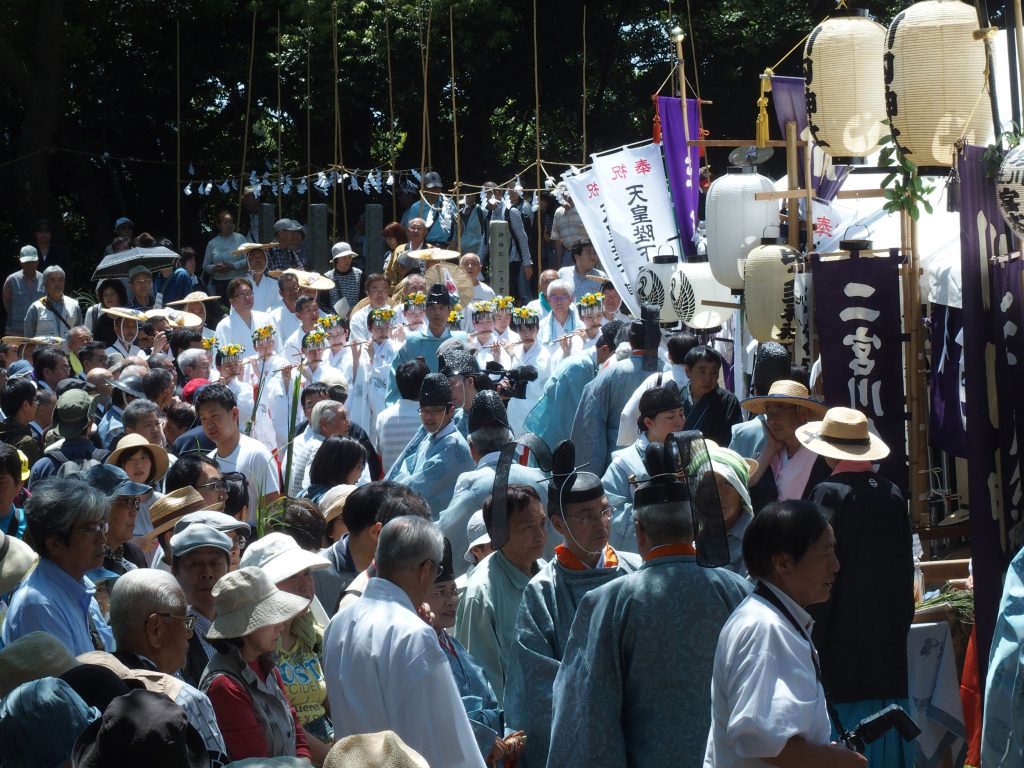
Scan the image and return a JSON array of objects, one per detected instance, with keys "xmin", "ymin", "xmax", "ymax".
[
  {"xmin": 743, "ymin": 500, "xmax": 830, "ymax": 579},
  {"xmin": 226, "ymin": 278, "xmax": 251, "ymax": 299},
  {"xmin": 1, "ymin": 378, "xmax": 37, "ymax": 418},
  {"xmin": 223, "ymin": 472, "xmax": 249, "ymax": 519},
  {"xmin": 142, "ymin": 368, "xmax": 174, "ymax": 401},
  {"xmin": 194, "ymin": 382, "xmax": 236, "ymax": 413},
  {"xmin": 482, "ymin": 484, "xmax": 541, "ymax": 538},
  {"xmin": 327, "ymin": 383, "xmax": 348, "ymax": 404},
  {"xmin": 309, "ymin": 436, "xmax": 366, "ymax": 489},
  {"xmin": 789, "ymin": 365, "xmax": 810, "ymax": 389},
  {"xmin": 0, "ymin": 443, "xmax": 23, "ymax": 483},
  {"xmin": 97, "ymin": 278, "xmax": 129, "ymax": 307},
  {"xmin": 115, "ymin": 446, "xmax": 158, "ymax": 485},
  {"xmin": 295, "ymin": 295, "xmax": 317, "ymax": 312},
  {"xmin": 341, "ymin": 481, "xmax": 404, "ymax": 536},
  {"xmin": 396, "ymin": 359, "xmax": 430, "ymax": 401},
  {"xmin": 376, "ymin": 487, "xmax": 432, "ymax": 525},
  {"xmin": 666, "ymin": 332, "xmax": 699, "ymax": 365},
  {"xmin": 570, "ymin": 240, "xmax": 593, "ymax": 258},
  {"xmin": 78, "ymin": 341, "xmax": 108, "ymax": 370},
  {"xmin": 683, "ymin": 345, "xmax": 722, "ymax": 369},
  {"xmin": 32, "ymin": 347, "xmax": 66, "ymax": 380},
  {"xmin": 164, "ymin": 453, "xmax": 219, "ymax": 493},
  {"xmin": 300, "ymin": 382, "xmax": 330, "ymax": 409},
  {"xmin": 139, "ymin": 321, "xmax": 156, "ymax": 337},
  {"xmin": 165, "ymin": 400, "xmax": 195, "ymax": 431},
  {"xmin": 167, "ymin": 329, "xmax": 203, "ymax": 359},
  {"xmin": 267, "ymin": 499, "xmax": 327, "ymax": 552}
]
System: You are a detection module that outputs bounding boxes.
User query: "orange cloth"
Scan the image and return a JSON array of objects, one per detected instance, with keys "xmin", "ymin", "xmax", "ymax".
[
  {"xmin": 554, "ymin": 544, "xmax": 619, "ymax": 571},
  {"xmin": 643, "ymin": 542, "xmax": 697, "ymax": 562}
]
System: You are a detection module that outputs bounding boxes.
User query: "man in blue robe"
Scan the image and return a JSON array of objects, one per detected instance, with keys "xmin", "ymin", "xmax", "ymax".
[
  {"xmin": 439, "ymin": 391, "xmax": 551, "ymax": 578},
  {"xmin": 984, "ymin": 543, "xmax": 1024, "ymax": 766},
  {"xmin": 504, "ymin": 440, "xmax": 642, "ymax": 767},
  {"xmin": 386, "ymin": 283, "xmax": 468, "ymax": 404},
  {"xmin": 547, "ymin": 447, "xmax": 750, "ymax": 768},
  {"xmin": 603, "ymin": 382, "xmax": 686, "ymax": 552},
  {"xmin": 387, "ymin": 373, "xmax": 474, "ymax": 518},
  {"xmin": 570, "ymin": 313, "xmax": 663, "ymax": 477}
]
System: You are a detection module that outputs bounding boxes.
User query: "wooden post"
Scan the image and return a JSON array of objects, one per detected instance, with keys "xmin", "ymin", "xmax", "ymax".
[
  {"xmin": 902, "ymin": 203, "xmax": 930, "ymax": 527},
  {"xmin": 786, "ymin": 121, "xmax": 799, "ymax": 248},
  {"xmin": 258, "ymin": 202, "xmax": 276, "ymax": 243},
  {"xmin": 364, "ymin": 204, "xmax": 385, "ymax": 275},
  {"xmin": 308, "ymin": 204, "xmax": 329, "ymax": 274},
  {"xmin": 488, "ymin": 219, "xmax": 511, "ymax": 296}
]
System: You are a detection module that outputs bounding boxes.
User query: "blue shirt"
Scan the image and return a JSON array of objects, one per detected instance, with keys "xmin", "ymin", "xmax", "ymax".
[
  {"xmin": 0, "ymin": 505, "xmax": 25, "ymax": 538},
  {"xmin": 2, "ymin": 558, "xmax": 115, "ymax": 655}
]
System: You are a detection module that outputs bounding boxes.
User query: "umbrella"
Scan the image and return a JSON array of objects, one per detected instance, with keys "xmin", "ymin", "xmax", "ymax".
[{"xmin": 91, "ymin": 247, "xmax": 179, "ymax": 280}]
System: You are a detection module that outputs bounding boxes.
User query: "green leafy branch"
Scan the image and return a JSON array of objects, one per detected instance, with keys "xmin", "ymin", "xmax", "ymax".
[
  {"xmin": 982, "ymin": 122, "xmax": 1023, "ymax": 179},
  {"xmin": 877, "ymin": 120, "xmax": 933, "ymax": 222}
]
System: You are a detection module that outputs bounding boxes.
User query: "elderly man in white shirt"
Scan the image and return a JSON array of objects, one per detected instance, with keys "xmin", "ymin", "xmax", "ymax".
[
  {"xmin": 324, "ymin": 516, "xmax": 485, "ymax": 768},
  {"xmin": 286, "ymin": 399, "xmax": 348, "ymax": 497}
]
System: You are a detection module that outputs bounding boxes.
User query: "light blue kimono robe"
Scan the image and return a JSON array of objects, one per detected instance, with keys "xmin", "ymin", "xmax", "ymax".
[
  {"xmin": 438, "ymin": 452, "xmax": 551, "ymax": 578},
  {"xmin": 547, "ymin": 554, "xmax": 751, "ymax": 768},
  {"xmin": 386, "ymin": 421, "xmax": 474, "ymax": 518},
  {"xmin": 983, "ymin": 544, "xmax": 1024, "ymax": 766},
  {"xmin": 570, "ymin": 354, "xmax": 663, "ymax": 477},
  {"xmin": 602, "ymin": 437, "xmax": 649, "ymax": 553},
  {"xmin": 729, "ymin": 415, "xmax": 768, "ymax": 458},
  {"xmin": 504, "ymin": 549, "xmax": 642, "ymax": 768},
  {"xmin": 439, "ymin": 629, "xmax": 504, "ymax": 759},
  {"xmin": 523, "ymin": 350, "xmax": 598, "ymax": 449},
  {"xmin": 455, "ymin": 550, "xmax": 545, "ymax": 705},
  {"xmin": 385, "ymin": 327, "xmax": 468, "ymax": 405}
]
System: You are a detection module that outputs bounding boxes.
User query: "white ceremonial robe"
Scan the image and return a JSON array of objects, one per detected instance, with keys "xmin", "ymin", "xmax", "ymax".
[
  {"xmin": 506, "ymin": 341, "xmax": 551, "ymax": 437},
  {"xmin": 245, "ymin": 273, "xmax": 279, "ymax": 313},
  {"xmin": 215, "ymin": 309, "xmax": 274, "ymax": 358},
  {"xmin": 323, "ymin": 577, "xmax": 486, "ymax": 768}
]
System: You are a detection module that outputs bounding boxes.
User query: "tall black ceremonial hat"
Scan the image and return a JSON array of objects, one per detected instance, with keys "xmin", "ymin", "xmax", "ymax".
[
  {"xmin": 599, "ymin": 319, "xmax": 626, "ymax": 350},
  {"xmin": 628, "ymin": 304, "xmax": 662, "ymax": 350},
  {"xmin": 548, "ymin": 440, "xmax": 605, "ymax": 517},
  {"xmin": 439, "ymin": 349, "xmax": 481, "ymax": 378},
  {"xmin": 426, "ymin": 283, "xmax": 452, "ymax": 307},
  {"xmin": 638, "ymin": 380, "xmax": 686, "ymax": 421},
  {"xmin": 468, "ymin": 390, "xmax": 510, "ymax": 433},
  {"xmin": 750, "ymin": 342, "xmax": 791, "ymax": 391},
  {"xmin": 436, "ymin": 537, "xmax": 455, "ymax": 583},
  {"xmin": 419, "ymin": 373, "xmax": 453, "ymax": 407}
]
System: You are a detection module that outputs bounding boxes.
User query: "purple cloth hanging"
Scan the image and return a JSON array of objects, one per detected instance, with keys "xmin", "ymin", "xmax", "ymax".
[{"xmin": 657, "ymin": 96, "xmax": 701, "ymax": 257}]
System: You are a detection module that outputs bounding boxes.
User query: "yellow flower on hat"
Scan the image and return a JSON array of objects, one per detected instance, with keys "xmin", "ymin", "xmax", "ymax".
[
  {"xmin": 200, "ymin": 337, "xmax": 219, "ymax": 351},
  {"xmin": 303, "ymin": 328, "xmax": 328, "ymax": 348},
  {"xmin": 369, "ymin": 307, "xmax": 397, "ymax": 325},
  {"xmin": 578, "ymin": 292, "xmax": 602, "ymax": 308},
  {"xmin": 251, "ymin": 324, "xmax": 276, "ymax": 344},
  {"xmin": 470, "ymin": 300, "xmax": 495, "ymax": 315},
  {"xmin": 317, "ymin": 314, "xmax": 341, "ymax": 330},
  {"xmin": 494, "ymin": 295, "xmax": 515, "ymax": 311},
  {"xmin": 447, "ymin": 309, "xmax": 463, "ymax": 325},
  {"xmin": 220, "ymin": 344, "xmax": 244, "ymax": 359},
  {"xmin": 513, "ymin": 306, "xmax": 539, "ymax": 322},
  {"xmin": 405, "ymin": 291, "xmax": 427, "ymax": 308}
]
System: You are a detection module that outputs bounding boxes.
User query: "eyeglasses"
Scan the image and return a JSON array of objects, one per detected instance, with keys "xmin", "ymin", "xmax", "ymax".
[
  {"xmin": 73, "ymin": 521, "xmax": 109, "ymax": 536},
  {"xmin": 422, "ymin": 559, "xmax": 444, "ymax": 577},
  {"xmin": 233, "ymin": 291, "xmax": 254, "ymax": 299},
  {"xmin": 548, "ymin": 294, "xmax": 571, "ymax": 303},
  {"xmin": 154, "ymin": 613, "xmax": 196, "ymax": 631},
  {"xmin": 564, "ymin": 507, "xmax": 614, "ymax": 526},
  {"xmin": 114, "ymin": 496, "xmax": 142, "ymax": 510},
  {"xmin": 419, "ymin": 406, "xmax": 449, "ymax": 416},
  {"xmin": 197, "ymin": 479, "xmax": 229, "ymax": 493},
  {"xmin": 230, "ymin": 535, "xmax": 247, "ymax": 551}
]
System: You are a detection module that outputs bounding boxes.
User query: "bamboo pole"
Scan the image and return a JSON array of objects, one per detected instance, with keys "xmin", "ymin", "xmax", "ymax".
[{"xmin": 785, "ymin": 121, "xmax": 799, "ymax": 249}]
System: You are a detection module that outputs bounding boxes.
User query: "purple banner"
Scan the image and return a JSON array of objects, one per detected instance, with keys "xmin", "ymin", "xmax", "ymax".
[
  {"xmin": 926, "ymin": 304, "xmax": 967, "ymax": 458},
  {"xmin": 959, "ymin": 144, "xmax": 1012, "ymax": 679},
  {"xmin": 769, "ymin": 75, "xmax": 850, "ymax": 201},
  {"xmin": 658, "ymin": 96, "xmax": 700, "ymax": 257},
  {"xmin": 811, "ymin": 250, "xmax": 907, "ymax": 488}
]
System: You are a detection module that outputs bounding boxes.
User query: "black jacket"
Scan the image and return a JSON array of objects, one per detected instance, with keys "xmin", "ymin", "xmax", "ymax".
[
  {"xmin": 749, "ymin": 453, "xmax": 832, "ymax": 515},
  {"xmin": 808, "ymin": 471, "xmax": 915, "ymax": 703}
]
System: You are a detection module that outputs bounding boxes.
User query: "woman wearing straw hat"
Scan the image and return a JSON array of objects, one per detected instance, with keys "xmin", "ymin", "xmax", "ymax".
[
  {"xmin": 742, "ymin": 379, "xmax": 830, "ymax": 511},
  {"xmin": 797, "ymin": 406, "xmax": 915, "ymax": 768},
  {"xmin": 106, "ymin": 432, "xmax": 170, "ymax": 541},
  {"xmin": 200, "ymin": 566, "xmax": 313, "ymax": 762}
]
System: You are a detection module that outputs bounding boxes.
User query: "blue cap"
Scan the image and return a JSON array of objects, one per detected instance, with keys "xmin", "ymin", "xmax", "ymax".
[
  {"xmin": 169, "ymin": 523, "xmax": 232, "ymax": 558},
  {"xmin": 79, "ymin": 464, "xmax": 151, "ymax": 498},
  {"xmin": 6, "ymin": 360, "xmax": 32, "ymax": 379},
  {"xmin": 0, "ymin": 677, "xmax": 100, "ymax": 768},
  {"xmin": 85, "ymin": 567, "xmax": 121, "ymax": 586},
  {"xmin": 114, "ymin": 217, "xmax": 133, "ymax": 230}
]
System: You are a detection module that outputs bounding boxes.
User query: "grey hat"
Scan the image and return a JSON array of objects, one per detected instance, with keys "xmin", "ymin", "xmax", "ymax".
[
  {"xmin": 207, "ymin": 566, "xmax": 309, "ymax": 640},
  {"xmin": 273, "ymin": 218, "xmax": 304, "ymax": 233},
  {"xmin": 422, "ymin": 171, "xmax": 443, "ymax": 190},
  {"xmin": 110, "ymin": 375, "xmax": 144, "ymax": 400},
  {"xmin": 18, "ymin": 246, "xmax": 38, "ymax": 264},
  {"xmin": 79, "ymin": 464, "xmax": 151, "ymax": 498},
  {"xmin": 169, "ymin": 523, "xmax": 232, "ymax": 559},
  {"xmin": 464, "ymin": 510, "xmax": 490, "ymax": 563},
  {"xmin": 127, "ymin": 265, "xmax": 152, "ymax": 281},
  {"xmin": 173, "ymin": 510, "xmax": 251, "ymax": 538}
]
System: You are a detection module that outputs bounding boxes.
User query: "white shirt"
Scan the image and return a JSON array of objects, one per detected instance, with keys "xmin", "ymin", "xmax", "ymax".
[
  {"xmin": 375, "ymin": 398, "xmax": 423, "ymax": 475},
  {"xmin": 616, "ymin": 364, "xmax": 689, "ymax": 446},
  {"xmin": 323, "ymin": 577, "xmax": 486, "ymax": 768},
  {"xmin": 269, "ymin": 306, "xmax": 301, "ymax": 352},
  {"xmin": 286, "ymin": 426, "xmax": 323, "ymax": 497},
  {"xmin": 208, "ymin": 434, "xmax": 280, "ymax": 524},
  {"xmin": 245, "ymin": 273, "xmax": 279, "ymax": 314},
  {"xmin": 349, "ymin": 304, "xmax": 405, "ymax": 342},
  {"xmin": 215, "ymin": 309, "xmax": 274, "ymax": 359},
  {"xmin": 506, "ymin": 341, "xmax": 551, "ymax": 437},
  {"xmin": 704, "ymin": 581, "xmax": 831, "ymax": 768},
  {"xmin": 348, "ymin": 339, "xmax": 399, "ymax": 441}
]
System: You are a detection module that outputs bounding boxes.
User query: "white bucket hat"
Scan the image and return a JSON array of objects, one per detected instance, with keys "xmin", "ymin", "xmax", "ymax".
[
  {"xmin": 207, "ymin": 567, "xmax": 309, "ymax": 640},
  {"xmin": 0, "ymin": 530, "xmax": 38, "ymax": 595},
  {"xmin": 464, "ymin": 509, "xmax": 490, "ymax": 563},
  {"xmin": 238, "ymin": 532, "xmax": 330, "ymax": 584}
]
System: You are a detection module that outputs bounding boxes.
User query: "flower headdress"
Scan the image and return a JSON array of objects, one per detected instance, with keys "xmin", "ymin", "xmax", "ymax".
[
  {"xmin": 404, "ymin": 291, "xmax": 427, "ymax": 310},
  {"xmin": 494, "ymin": 295, "xmax": 515, "ymax": 312},
  {"xmin": 200, "ymin": 336, "xmax": 219, "ymax": 351},
  {"xmin": 251, "ymin": 324, "xmax": 277, "ymax": 344},
  {"xmin": 577, "ymin": 292, "xmax": 604, "ymax": 316},
  {"xmin": 302, "ymin": 328, "xmax": 329, "ymax": 350},
  {"xmin": 511, "ymin": 306, "xmax": 540, "ymax": 327},
  {"xmin": 369, "ymin": 307, "xmax": 398, "ymax": 327}
]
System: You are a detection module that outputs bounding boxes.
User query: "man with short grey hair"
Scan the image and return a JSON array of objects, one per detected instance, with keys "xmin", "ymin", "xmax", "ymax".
[
  {"xmin": 177, "ymin": 348, "xmax": 211, "ymax": 383},
  {"xmin": 287, "ymin": 399, "xmax": 348, "ymax": 497},
  {"xmin": 23, "ymin": 265, "xmax": 82, "ymax": 339},
  {"xmin": 324, "ymin": 517, "xmax": 485, "ymax": 768}
]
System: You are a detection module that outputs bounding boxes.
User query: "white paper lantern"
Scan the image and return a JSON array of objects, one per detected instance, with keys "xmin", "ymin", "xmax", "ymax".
[
  {"xmin": 803, "ymin": 12, "xmax": 887, "ymax": 157},
  {"xmin": 635, "ymin": 252, "xmax": 680, "ymax": 327},
  {"xmin": 884, "ymin": 0, "xmax": 993, "ymax": 167},
  {"xmin": 996, "ymin": 144, "xmax": 1024, "ymax": 237},
  {"xmin": 743, "ymin": 240, "xmax": 803, "ymax": 343},
  {"xmin": 705, "ymin": 169, "xmax": 778, "ymax": 290},
  {"xmin": 670, "ymin": 261, "xmax": 734, "ymax": 330}
]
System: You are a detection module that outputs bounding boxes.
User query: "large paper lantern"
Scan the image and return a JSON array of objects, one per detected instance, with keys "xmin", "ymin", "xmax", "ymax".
[
  {"xmin": 884, "ymin": 0, "xmax": 993, "ymax": 167},
  {"xmin": 996, "ymin": 144, "xmax": 1024, "ymax": 237},
  {"xmin": 635, "ymin": 251, "xmax": 680, "ymax": 327},
  {"xmin": 671, "ymin": 261, "xmax": 735, "ymax": 330},
  {"xmin": 803, "ymin": 11, "xmax": 887, "ymax": 157},
  {"xmin": 705, "ymin": 169, "xmax": 778, "ymax": 290},
  {"xmin": 743, "ymin": 239, "xmax": 804, "ymax": 343}
]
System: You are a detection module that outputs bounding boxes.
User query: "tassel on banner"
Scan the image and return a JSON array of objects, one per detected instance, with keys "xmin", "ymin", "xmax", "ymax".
[
  {"xmin": 652, "ymin": 95, "xmax": 662, "ymax": 145},
  {"xmin": 755, "ymin": 69, "xmax": 773, "ymax": 149}
]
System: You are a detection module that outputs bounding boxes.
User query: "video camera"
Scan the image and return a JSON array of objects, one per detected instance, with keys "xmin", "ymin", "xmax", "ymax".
[
  {"xmin": 484, "ymin": 362, "xmax": 539, "ymax": 400},
  {"xmin": 840, "ymin": 704, "xmax": 921, "ymax": 754}
]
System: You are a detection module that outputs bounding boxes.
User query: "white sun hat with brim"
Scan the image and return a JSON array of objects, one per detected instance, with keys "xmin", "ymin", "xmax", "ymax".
[
  {"xmin": 238, "ymin": 532, "xmax": 330, "ymax": 584},
  {"xmin": 231, "ymin": 242, "xmax": 279, "ymax": 256},
  {"xmin": 165, "ymin": 291, "xmax": 220, "ymax": 307},
  {"xmin": 0, "ymin": 530, "xmax": 38, "ymax": 596},
  {"xmin": 319, "ymin": 484, "xmax": 356, "ymax": 524},
  {"xmin": 795, "ymin": 406, "xmax": 890, "ymax": 462},
  {"xmin": 464, "ymin": 509, "xmax": 490, "ymax": 563},
  {"xmin": 206, "ymin": 566, "xmax": 310, "ymax": 640}
]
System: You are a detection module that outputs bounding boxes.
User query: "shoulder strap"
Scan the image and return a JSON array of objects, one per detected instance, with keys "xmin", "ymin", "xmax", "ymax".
[{"xmin": 47, "ymin": 449, "xmax": 68, "ymax": 465}]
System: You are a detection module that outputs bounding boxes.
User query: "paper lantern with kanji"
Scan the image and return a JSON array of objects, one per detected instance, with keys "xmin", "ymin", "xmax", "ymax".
[
  {"xmin": 803, "ymin": 11, "xmax": 887, "ymax": 158},
  {"xmin": 705, "ymin": 169, "xmax": 778, "ymax": 290},
  {"xmin": 884, "ymin": 0, "xmax": 993, "ymax": 168},
  {"xmin": 996, "ymin": 144, "xmax": 1024, "ymax": 237},
  {"xmin": 744, "ymin": 239, "xmax": 804, "ymax": 343}
]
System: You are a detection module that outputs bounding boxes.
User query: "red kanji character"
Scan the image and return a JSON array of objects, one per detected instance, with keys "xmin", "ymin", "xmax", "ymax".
[
  {"xmin": 813, "ymin": 216, "xmax": 835, "ymax": 237},
  {"xmin": 611, "ymin": 164, "xmax": 628, "ymax": 180},
  {"xmin": 586, "ymin": 182, "xmax": 600, "ymax": 199},
  {"xmin": 634, "ymin": 158, "xmax": 652, "ymax": 175}
]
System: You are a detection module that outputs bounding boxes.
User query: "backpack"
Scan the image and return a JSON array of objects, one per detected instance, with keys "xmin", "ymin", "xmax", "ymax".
[{"xmin": 46, "ymin": 448, "xmax": 111, "ymax": 478}]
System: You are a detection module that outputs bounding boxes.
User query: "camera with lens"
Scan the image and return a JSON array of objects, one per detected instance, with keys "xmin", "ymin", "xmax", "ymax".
[
  {"xmin": 840, "ymin": 704, "xmax": 920, "ymax": 754},
  {"xmin": 484, "ymin": 362, "xmax": 539, "ymax": 400}
]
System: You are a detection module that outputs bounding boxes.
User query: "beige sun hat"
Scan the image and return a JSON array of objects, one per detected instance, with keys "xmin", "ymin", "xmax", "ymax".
[
  {"xmin": 324, "ymin": 731, "xmax": 429, "ymax": 768},
  {"xmin": 279, "ymin": 269, "xmax": 334, "ymax": 291},
  {"xmin": 144, "ymin": 486, "xmax": 209, "ymax": 541},
  {"xmin": 165, "ymin": 291, "xmax": 220, "ymax": 307},
  {"xmin": 145, "ymin": 307, "xmax": 203, "ymax": 330},
  {"xmin": 796, "ymin": 406, "xmax": 890, "ymax": 462},
  {"xmin": 740, "ymin": 379, "xmax": 827, "ymax": 416},
  {"xmin": 0, "ymin": 529, "xmax": 38, "ymax": 595},
  {"xmin": 232, "ymin": 242, "xmax": 279, "ymax": 256},
  {"xmin": 100, "ymin": 307, "xmax": 149, "ymax": 322},
  {"xmin": 0, "ymin": 632, "xmax": 79, "ymax": 698},
  {"xmin": 206, "ymin": 566, "xmax": 310, "ymax": 640},
  {"xmin": 106, "ymin": 433, "xmax": 170, "ymax": 483},
  {"xmin": 319, "ymin": 484, "xmax": 356, "ymax": 524}
]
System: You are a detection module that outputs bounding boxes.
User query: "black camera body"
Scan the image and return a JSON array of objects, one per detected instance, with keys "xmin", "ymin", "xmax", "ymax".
[
  {"xmin": 484, "ymin": 362, "xmax": 538, "ymax": 400},
  {"xmin": 840, "ymin": 704, "xmax": 921, "ymax": 754}
]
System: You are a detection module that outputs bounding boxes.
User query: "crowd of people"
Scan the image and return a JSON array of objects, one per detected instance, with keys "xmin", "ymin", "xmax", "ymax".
[{"xmin": 0, "ymin": 178, "xmax": 920, "ymax": 768}]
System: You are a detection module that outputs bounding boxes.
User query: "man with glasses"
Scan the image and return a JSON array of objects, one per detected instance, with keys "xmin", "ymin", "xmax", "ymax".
[
  {"xmin": 503, "ymin": 439, "xmax": 642, "ymax": 767},
  {"xmin": 214, "ymin": 278, "xmax": 274, "ymax": 358},
  {"xmin": 387, "ymin": 373, "xmax": 473, "ymax": 518},
  {"xmin": 269, "ymin": 271, "xmax": 304, "ymax": 346},
  {"xmin": 127, "ymin": 266, "xmax": 155, "ymax": 310},
  {"xmin": 2, "ymin": 477, "xmax": 115, "ymax": 654}
]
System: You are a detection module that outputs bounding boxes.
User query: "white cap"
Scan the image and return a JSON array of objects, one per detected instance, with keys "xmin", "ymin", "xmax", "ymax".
[
  {"xmin": 238, "ymin": 532, "xmax": 330, "ymax": 583},
  {"xmin": 331, "ymin": 242, "xmax": 357, "ymax": 259},
  {"xmin": 18, "ymin": 246, "xmax": 38, "ymax": 264},
  {"xmin": 464, "ymin": 509, "xmax": 490, "ymax": 563}
]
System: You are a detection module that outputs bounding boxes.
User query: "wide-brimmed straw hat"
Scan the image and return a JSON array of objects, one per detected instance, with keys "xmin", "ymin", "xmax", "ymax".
[
  {"xmin": 144, "ymin": 486, "xmax": 208, "ymax": 541},
  {"xmin": 0, "ymin": 632, "xmax": 78, "ymax": 699},
  {"xmin": 238, "ymin": 532, "xmax": 330, "ymax": 583},
  {"xmin": 740, "ymin": 380, "xmax": 827, "ymax": 416},
  {"xmin": 106, "ymin": 433, "xmax": 170, "ymax": 484},
  {"xmin": 795, "ymin": 406, "xmax": 890, "ymax": 462},
  {"xmin": 324, "ymin": 731, "xmax": 429, "ymax": 768},
  {"xmin": 165, "ymin": 291, "xmax": 220, "ymax": 307},
  {"xmin": 232, "ymin": 242, "xmax": 279, "ymax": 256},
  {"xmin": 269, "ymin": 269, "xmax": 333, "ymax": 291},
  {"xmin": 145, "ymin": 308, "xmax": 203, "ymax": 330},
  {"xmin": 319, "ymin": 484, "xmax": 356, "ymax": 524},
  {"xmin": 100, "ymin": 307, "xmax": 148, "ymax": 322},
  {"xmin": 206, "ymin": 566, "xmax": 309, "ymax": 640}
]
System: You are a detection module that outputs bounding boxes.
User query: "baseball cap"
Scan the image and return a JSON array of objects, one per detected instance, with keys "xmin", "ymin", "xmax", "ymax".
[
  {"xmin": 18, "ymin": 246, "xmax": 38, "ymax": 264},
  {"xmin": 114, "ymin": 217, "xmax": 133, "ymax": 230}
]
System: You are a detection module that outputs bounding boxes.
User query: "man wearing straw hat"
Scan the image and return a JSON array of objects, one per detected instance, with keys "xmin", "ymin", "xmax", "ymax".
[
  {"xmin": 729, "ymin": 341, "xmax": 793, "ymax": 458},
  {"xmin": 234, "ymin": 242, "xmax": 279, "ymax": 312},
  {"xmin": 796, "ymin": 406, "xmax": 915, "ymax": 768},
  {"xmin": 165, "ymin": 290, "xmax": 220, "ymax": 341}
]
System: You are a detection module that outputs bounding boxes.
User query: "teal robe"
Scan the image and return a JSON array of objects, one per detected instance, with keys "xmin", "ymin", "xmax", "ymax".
[
  {"xmin": 602, "ymin": 438, "xmax": 649, "ymax": 553},
  {"xmin": 504, "ymin": 550, "xmax": 642, "ymax": 767},
  {"xmin": 385, "ymin": 327, "xmax": 468, "ymax": 405},
  {"xmin": 983, "ymin": 544, "xmax": 1024, "ymax": 767},
  {"xmin": 523, "ymin": 350, "xmax": 598, "ymax": 449},
  {"xmin": 439, "ymin": 630, "xmax": 504, "ymax": 758},
  {"xmin": 547, "ymin": 555, "xmax": 751, "ymax": 768},
  {"xmin": 729, "ymin": 415, "xmax": 768, "ymax": 458},
  {"xmin": 386, "ymin": 421, "xmax": 474, "ymax": 518}
]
